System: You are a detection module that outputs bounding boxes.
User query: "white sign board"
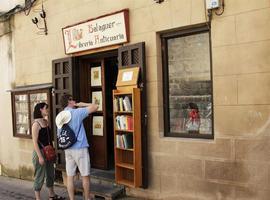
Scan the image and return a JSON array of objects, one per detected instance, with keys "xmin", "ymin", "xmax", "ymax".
[{"xmin": 62, "ymin": 10, "xmax": 129, "ymax": 54}]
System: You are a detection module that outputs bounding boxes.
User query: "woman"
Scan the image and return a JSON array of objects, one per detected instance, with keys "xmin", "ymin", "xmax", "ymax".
[{"xmin": 32, "ymin": 102, "xmax": 64, "ymax": 200}]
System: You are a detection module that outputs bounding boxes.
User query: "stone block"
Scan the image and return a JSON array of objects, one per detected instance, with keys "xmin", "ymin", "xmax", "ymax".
[
  {"xmin": 161, "ymin": 196, "xmax": 197, "ymax": 200},
  {"xmin": 171, "ymin": 0, "xmax": 191, "ymax": 28},
  {"xmin": 191, "ymin": 0, "xmax": 206, "ymax": 24},
  {"xmin": 148, "ymin": 170, "xmax": 161, "ymax": 192},
  {"xmin": 161, "ymin": 174, "xmax": 178, "ymax": 194},
  {"xmin": 43, "ymin": 0, "xmax": 73, "ymax": 16},
  {"xmin": 146, "ymin": 81, "xmax": 163, "ymax": 107},
  {"xmin": 236, "ymin": 8, "xmax": 270, "ymax": 43},
  {"xmin": 155, "ymin": 139, "xmax": 178, "ymax": 156},
  {"xmin": 146, "ymin": 56, "xmax": 158, "ymax": 82},
  {"xmin": 95, "ymin": 0, "xmax": 134, "ymax": 14},
  {"xmin": 177, "ymin": 175, "xmax": 235, "ymax": 200},
  {"xmin": 150, "ymin": 1, "xmax": 172, "ymax": 31},
  {"xmin": 213, "ymin": 41, "xmax": 270, "ymax": 76},
  {"xmin": 130, "ymin": 7, "xmax": 154, "ymax": 35},
  {"xmin": 133, "ymin": 0, "xmax": 155, "ymax": 9},
  {"xmin": 176, "ymin": 138, "xmax": 231, "ymax": 159},
  {"xmin": 215, "ymin": 105, "xmax": 270, "ymax": 136},
  {"xmin": 238, "ymin": 73, "xmax": 270, "ymax": 104},
  {"xmin": 222, "ymin": 0, "xmax": 270, "ymax": 16},
  {"xmin": 66, "ymin": 1, "xmax": 100, "ymax": 26},
  {"xmin": 157, "ymin": 156, "xmax": 203, "ymax": 178},
  {"xmin": 235, "ymin": 186, "xmax": 270, "ymax": 200},
  {"xmin": 212, "ymin": 16, "xmax": 236, "ymax": 47},
  {"xmin": 213, "ymin": 76, "xmax": 238, "ymax": 105},
  {"xmin": 148, "ymin": 134, "xmax": 164, "ymax": 155},
  {"xmin": 148, "ymin": 154, "xmax": 159, "ymax": 172},
  {"xmin": 148, "ymin": 107, "xmax": 163, "ymax": 133},
  {"xmin": 205, "ymin": 161, "xmax": 268, "ymax": 187},
  {"xmin": 235, "ymin": 138, "xmax": 270, "ymax": 162}
]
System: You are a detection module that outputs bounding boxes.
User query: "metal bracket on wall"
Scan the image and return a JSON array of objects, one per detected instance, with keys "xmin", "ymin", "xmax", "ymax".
[{"xmin": 31, "ymin": 1, "xmax": 48, "ymax": 35}]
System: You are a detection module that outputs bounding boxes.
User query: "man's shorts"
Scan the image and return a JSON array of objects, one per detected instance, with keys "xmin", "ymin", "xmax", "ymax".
[{"xmin": 65, "ymin": 148, "xmax": 90, "ymax": 176}]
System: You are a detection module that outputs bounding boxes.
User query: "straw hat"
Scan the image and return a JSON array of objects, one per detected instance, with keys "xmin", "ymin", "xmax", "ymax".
[{"xmin": 55, "ymin": 110, "xmax": 71, "ymax": 129}]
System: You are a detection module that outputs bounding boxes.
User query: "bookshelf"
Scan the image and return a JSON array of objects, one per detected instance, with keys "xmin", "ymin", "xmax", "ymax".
[{"xmin": 113, "ymin": 87, "xmax": 142, "ymax": 188}]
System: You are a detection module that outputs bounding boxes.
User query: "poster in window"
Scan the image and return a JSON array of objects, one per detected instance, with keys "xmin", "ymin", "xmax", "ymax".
[
  {"xmin": 91, "ymin": 67, "xmax": 102, "ymax": 86},
  {"xmin": 92, "ymin": 91, "xmax": 102, "ymax": 111},
  {"xmin": 92, "ymin": 116, "xmax": 103, "ymax": 136}
]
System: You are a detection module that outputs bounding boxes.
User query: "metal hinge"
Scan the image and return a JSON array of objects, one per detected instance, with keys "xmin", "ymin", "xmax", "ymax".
[
  {"xmin": 144, "ymin": 113, "xmax": 148, "ymax": 126},
  {"xmin": 51, "ymin": 88, "xmax": 55, "ymax": 96}
]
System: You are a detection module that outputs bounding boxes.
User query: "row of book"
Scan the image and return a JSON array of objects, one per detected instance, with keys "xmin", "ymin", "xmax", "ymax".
[
  {"xmin": 115, "ymin": 115, "xmax": 133, "ymax": 131},
  {"xmin": 113, "ymin": 96, "xmax": 132, "ymax": 112},
  {"xmin": 116, "ymin": 134, "xmax": 133, "ymax": 149}
]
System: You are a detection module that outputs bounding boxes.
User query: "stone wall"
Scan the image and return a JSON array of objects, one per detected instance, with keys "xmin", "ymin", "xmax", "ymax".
[{"xmin": 1, "ymin": 0, "xmax": 270, "ymax": 199}]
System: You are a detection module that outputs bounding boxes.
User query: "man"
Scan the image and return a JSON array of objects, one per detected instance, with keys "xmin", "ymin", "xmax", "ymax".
[{"xmin": 56, "ymin": 94, "xmax": 98, "ymax": 200}]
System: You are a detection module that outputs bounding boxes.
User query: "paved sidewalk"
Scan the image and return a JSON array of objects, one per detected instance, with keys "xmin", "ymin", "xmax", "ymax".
[
  {"xmin": 0, "ymin": 176, "xmax": 142, "ymax": 200},
  {"xmin": 0, "ymin": 175, "xmax": 78, "ymax": 200}
]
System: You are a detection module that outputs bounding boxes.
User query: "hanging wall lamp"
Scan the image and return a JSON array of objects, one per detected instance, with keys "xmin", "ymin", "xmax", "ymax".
[{"xmin": 31, "ymin": 2, "xmax": 47, "ymax": 35}]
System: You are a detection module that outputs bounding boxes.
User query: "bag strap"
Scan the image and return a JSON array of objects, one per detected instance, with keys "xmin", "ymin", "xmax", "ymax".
[{"xmin": 63, "ymin": 123, "xmax": 82, "ymax": 141}]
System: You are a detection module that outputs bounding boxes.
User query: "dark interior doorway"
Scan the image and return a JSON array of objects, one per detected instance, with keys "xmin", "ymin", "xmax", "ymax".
[{"xmin": 78, "ymin": 50, "xmax": 118, "ymax": 170}]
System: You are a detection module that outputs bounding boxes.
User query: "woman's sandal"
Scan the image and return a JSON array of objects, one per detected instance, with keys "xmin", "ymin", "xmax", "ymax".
[{"xmin": 49, "ymin": 194, "xmax": 65, "ymax": 200}]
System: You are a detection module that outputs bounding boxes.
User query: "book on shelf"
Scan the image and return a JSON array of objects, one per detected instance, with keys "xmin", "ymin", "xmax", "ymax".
[
  {"xmin": 113, "ymin": 96, "xmax": 132, "ymax": 112},
  {"xmin": 119, "ymin": 97, "xmax": 124, "ymax": 111},
  {"xmin": 122, "ymin": 133, "xmax": 133, "ymax": 149},
  {"xmin": 123, "ymin": 96, "xmax": 132, "ymax": 111},
  {"xmin": 116, "ymin": 134, "xmax": 133, "ymax": 149},
  {"xmin": 115, "ymin": 115, "xmax": 133, "ymax": 131}
]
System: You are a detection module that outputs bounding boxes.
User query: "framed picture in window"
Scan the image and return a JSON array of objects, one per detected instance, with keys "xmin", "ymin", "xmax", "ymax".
[
  {"xmin": 91, "ymin": 66, "xmax": 102, "ymax": 86},
  {"xmin": 92, "ymin": 116, "xmax": 103, "ymax": 136},
  {"xmin": 92, "ymin": 91, "xmax": 102, "ymax": 111}
]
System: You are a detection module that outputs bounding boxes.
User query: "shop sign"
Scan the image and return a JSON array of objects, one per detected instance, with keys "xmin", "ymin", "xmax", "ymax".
[{"xmin": 62, "ymin": 10, "xmax": 129, "ymax": 54}]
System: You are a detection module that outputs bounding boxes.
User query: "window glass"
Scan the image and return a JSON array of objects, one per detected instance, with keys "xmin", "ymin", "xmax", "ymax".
[
  {"xmin": 15, "ymin": 94, "xmax": 30, "ymax": 135},
  {"xmin": 12, "ymin": 88, "xmax": 50, "ymax": 138},
  {"xmin": 164, "ymin": 30, "xmax": 213, "ymax": 137},
  {"xmin": 30, "ymin": 93, "xmax": 48, "ymax": 124}
]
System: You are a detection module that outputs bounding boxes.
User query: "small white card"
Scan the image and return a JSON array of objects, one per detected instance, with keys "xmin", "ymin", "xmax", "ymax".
[{"xmin": 122, "ymin": 71, "xmax": 133, "ymax": 82}]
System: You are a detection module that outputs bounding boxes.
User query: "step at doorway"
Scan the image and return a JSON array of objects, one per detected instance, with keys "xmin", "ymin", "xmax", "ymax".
[{"xmin": 75, "ymin": 168, "xmax": 125, "ymax": 200}]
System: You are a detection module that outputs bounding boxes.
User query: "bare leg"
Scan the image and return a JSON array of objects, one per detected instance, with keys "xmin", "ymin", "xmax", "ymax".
[
  {"xmin": 34, "ymin": 191, "xmax": 41, "ymax": 200},
  {"xmin": 82, "ymin": 176, "xmax": 90, "ymax": 200},
  {"xmin": 47, "ymin": 187, "xmax": 55, "ymax": 198},
  {"xmin": 67, "ymin": 176, "xmax": 75, "ymax": 200}
]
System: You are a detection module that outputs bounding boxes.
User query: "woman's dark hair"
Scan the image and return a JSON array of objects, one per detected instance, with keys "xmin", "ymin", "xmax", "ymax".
[
  {"xmin": 60, "ymin": 94, "xmax": 73, "ymax": 108},
  {"xmin": 33, "ymin": 102, "xmax": 48, "ymax": 119}
]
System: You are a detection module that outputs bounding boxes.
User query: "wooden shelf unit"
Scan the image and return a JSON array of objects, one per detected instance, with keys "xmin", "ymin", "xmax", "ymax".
[{"xmin": 113, "ymin": 87, "xmax": 142, "ymax": 188}]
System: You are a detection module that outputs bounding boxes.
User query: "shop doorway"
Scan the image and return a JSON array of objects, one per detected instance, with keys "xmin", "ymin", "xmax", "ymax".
[
  {"xmin": 52, "ymin": 42, "xmax": 148, "ymax": 188},
  {"xmin": 78, "ymin": 50, "xmax": 118, "ymax": 170}
]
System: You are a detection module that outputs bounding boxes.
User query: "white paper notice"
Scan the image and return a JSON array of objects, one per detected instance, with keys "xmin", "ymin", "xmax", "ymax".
[{"xmin": 122, "ymin": 71, "xmax": 133, "ymax": 82}]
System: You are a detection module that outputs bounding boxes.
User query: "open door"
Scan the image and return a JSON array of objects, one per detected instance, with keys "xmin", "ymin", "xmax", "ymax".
[
  {"xmin": 52, "ymin": 57, "xmax": 79, "ymax": 169},
  {"xmin": 117, "ymin": 42, "xmax": 148, "ymax": 188}
]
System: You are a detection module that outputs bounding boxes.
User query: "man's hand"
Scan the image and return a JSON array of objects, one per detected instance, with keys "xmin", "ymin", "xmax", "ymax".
[
  {"xmin": 75, "ymin": 102, "xmax": 99, "ymax": 113},
  {"xmin": 89, "ymin": 103, "xmax": 99, "ymax": 113}
]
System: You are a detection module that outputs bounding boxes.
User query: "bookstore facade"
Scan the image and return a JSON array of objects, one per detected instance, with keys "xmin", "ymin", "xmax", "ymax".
[{"xmin": 1, "ymin": 0, "xmax": 270, "ymax": 199}]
